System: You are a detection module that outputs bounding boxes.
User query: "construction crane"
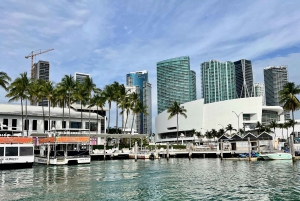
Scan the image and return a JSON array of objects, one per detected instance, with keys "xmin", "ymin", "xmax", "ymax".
[{"xmin": 25, "ymin": 49, "xmax": 54, "ymax": 78}]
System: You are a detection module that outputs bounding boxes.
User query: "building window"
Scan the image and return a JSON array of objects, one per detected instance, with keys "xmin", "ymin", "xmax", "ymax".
[
  {"xmin": 85, "ymin": 122, "xmax": 97, "ymax": 131},
  {"xmin": 70, "ymin": 122, "xmax": 81, "ymax": 129},
  {"xmin": 24, "ymin": 120, "xmax": 29, "ymax": 130},
  {"xmin": 62, "ymin": 121, "xmax": 66, "ymax": 129},
  {"xmin": 12, "ymin": 119, "xmax": 17, "ymax": 130},
  {"xmin": 19, "ymin": 147, "xmax": 33, "ymax": 156},
  {"xmin": 5, "ymin": 147, "xmax": 18, "ymax": 156},
  {"xmin": 3, "ymin": 119, "xmax": 8, "ymax": 130},
  {"xmin": 51, "ymin": 121, "xmax": 56, "ymax": 129},
  {"xmin": 32, "ymin": 120, "xmax": 37, "ymax": 131},
  {"xmin": 44, "ymin": 120, "xmax": 48, "ymax": 131},
  {"xmin": 101, "ymin": 119, "xmax": 105, "ymax": 133},
  {"xmin": 0, "ymin": 147, "xmax": 3, "ymax": 156}
]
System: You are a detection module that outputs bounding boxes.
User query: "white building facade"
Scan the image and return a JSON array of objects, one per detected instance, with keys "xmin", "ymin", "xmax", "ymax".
[{"xmin": 155, "ymin": 97, "xmax": 284, "ymax": 143}]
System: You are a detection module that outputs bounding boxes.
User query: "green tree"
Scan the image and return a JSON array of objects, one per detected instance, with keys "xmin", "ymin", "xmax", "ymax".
[
  {"xmin": 279, "ymin": 82, "xmax": 300, "ymax": 134},
  {"xmin": 54, "ymin": 82, "xmax": 68, "ymax": 129},
  {"xmin": 268, "ymin": 120, "xmax": 278, "ymax": 137},
  {"xmin": 167, "ymin": 101, "xmax": 187, "ymax": 143},
  {"xmin": 102, "ymin": 84, "xmax": 114, "ymax": 133},
  {"xmin": 225, "ymin": 124, "xmax": 236, "ymax": 136},
  {"xmin": 277, "ymin": 123, "xmax": 284, "ymax": 139},
  {"xmin": 117, "ymin": 84, "xmax": 130, "ymax": 133},
  {"xmin": 112, "ymin": 82, "xmax": 121, "ymax": 133},
  {"xmin": 128, "ymin": 92, "xmax": 139, "ymax": 134},
  {"xmin": 42, "ymin": 81, "xmax": 55, "ymax": 131},
  {"xmin": 6, "ymin": 72, "xmax": 30, "ymax": 136},
  {"xmin": 119, "ymin": 96, "xmax": 131, "ymax": 133},
  {"xmin": 283, "ymin": 121, "xmax": 291, "ymax": 138},
  {"xmin": 0, "ymin": 71, "xmax": 11, "ymax": 91},
  {"xmin": 60, "ymin": 75, "xmax": 76, "ymax": 128},
  {"xmin": 90, "ymin": 90, "xmax": 106, "ymax": 133},
  {"xmin": 83, "ymin": 77, "xmax": 97, "ymax": 134},
  {"xmin": 255, "ymin": 121, "xmax": 264, "ymax": 135},
  {"xmin": 74, "ymin": 81, "xmax": 88, "ymax": 128},
  {"xmin": 130, "ymin": 100, "xmax": 148, "ymax": 134}
]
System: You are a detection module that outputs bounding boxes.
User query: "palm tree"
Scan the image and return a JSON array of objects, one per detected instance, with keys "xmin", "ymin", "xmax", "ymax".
[
  {"xmin": 90, "ymin": 90, "xmax": 105, "ymax": 133},
  {"xmin": 74, "ymin": 81, "xmax": 88, "ymax": 128},
  {"xmin": 83, "ymin": 77, "xmax": 97, "ymax": 134},
  {"xmin": 211, "ymin": 129, "xmax": 218, "ymax": 139},
  {"xmin": 268, "ymin": 120, "xmax": 277, "ymax": 137},
  {"xmin": 279, "ymin": 82, "xmax": 300, "ymax": 134},
  {"xmin": 283, "ymin": 121, "xmax": 291, "ymax": 139},
  {"xmin": 118, "ymin": 84, "xmax": 130, "ymax": 134},
  {"xmin": 102, "ymin": 84, "xmax": 114, "ymax": 134},
  {"xmin": 112, "ymin": 82, "xmax": 121, "ymax": 133},
  {"xmin": 60, "ymin": 75, "xmax": 76, "ymax": 128},
  {"xmin": 128, "ymin": 92, "xmax": 139, "ymax": 134},
  {"xmin": 0, "ymin": 71, "xmax": 11, "ymax": 91},
  {"xmin": 130, "ymin": 100, "xmax": 146, "ymax": 134},
  {"xmin": 225, "ymin": 124, "xmax": 236, "ymax": 136},
  {"xmin": 277, "ymin": 123, "xmax": 284, "ymax": 139},
  {"xmin": 42, "ymin": 81, "xmax": 55, "ymax": 131},
  {"xmin": 255, "ymin": 121, "xmax": 263, "ymax": 135},
  {"xmin": 53, "ymin": 83, "xmax": 67, "ymax": 128},
  {"xmin": 6, "ymin": 72, "xmax": 30, "ymax": 136},
  {"xmin": 167, "ymin": 101, "xmax": 187, "ymax": 143},
  {"xmin": 119, "ymin": 96, "xmax": 131, "ymax": 133},
  {"xmin": 218, "ymin": 128, "xmax": 225, "ymax": 137}
]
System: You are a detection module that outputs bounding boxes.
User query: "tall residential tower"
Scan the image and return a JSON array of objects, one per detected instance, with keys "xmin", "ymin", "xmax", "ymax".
[
  {"xmin": 201, "ymin": 60, "xmax": 236, "ymax": 104},
  {"xmin": 125, "ymin": 70, "xmax": 152, "ymax": 134},
  {"xmin": 234, "ymin": 59, "xmax": 254, "ymax": 98},
  {"xmin": 32, "ymin": 60, "xmax": 50, "ymax": 106},
  {"xmin": 157, "ymin": 56, "xmax": 196, "ymax": 114}
]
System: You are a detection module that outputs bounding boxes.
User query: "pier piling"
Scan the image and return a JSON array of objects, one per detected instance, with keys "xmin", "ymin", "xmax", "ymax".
[
  {"xmin": 166, "ymin": 143, "xmax": 169, "ymax": 160},
  {"xmin": 220, "ymin": 140, "xmax": 223, "ymax": 160},
  {"xmin": 104, "ymin": 142, "xmax": 106, "ymax": 160},
  {"xmin": 248, "ymin": 137, "xmax": 251, "ymax": 161},
  {"xmin": 135, "ymin": 142, "xmax": 137, "ymax": 161}
]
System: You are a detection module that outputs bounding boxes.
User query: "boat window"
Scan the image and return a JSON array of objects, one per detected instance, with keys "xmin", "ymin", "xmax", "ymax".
[
  {"xmin": 19, "ymin": 147, "xmax": 33, "ymax": 156},
  {"xmin": 44, "ymin": 120, "xmax": 48, "ymax": 131},
  {"xmin": 12, "ymin": 119, "xmax": 17, "ymax": 130},
  {"xmin": 85, "ymin": 122, "xmax": 97, "ymax": 131},
  {"xmin": 5, "ymin": 147, "xmax": 18, "ymax": 156},
  {"xmin": 32, "ymin": 120, "xmax": 37, "ymax": 131},
  {"xmin": 0, "ymin": 147, "xmax": 3, "ymax": 156},
  {"xmin": 62, "ymin": 121, "xmax": 66, "ymax": 129}
]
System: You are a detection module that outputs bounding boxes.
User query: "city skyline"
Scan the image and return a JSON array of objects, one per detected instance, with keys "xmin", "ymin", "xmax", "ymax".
[{"xmin": 0, "ymin": 1, "xmax": 300, "ymax": 130}]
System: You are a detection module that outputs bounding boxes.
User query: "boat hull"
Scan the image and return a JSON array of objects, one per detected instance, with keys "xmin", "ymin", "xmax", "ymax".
[
  {"xmin": 259, "ymin": 153, "xmax": 292, "ymax": 160},
  {"xmin": 35, "ymin": 156, "xmax": 91, "ymax": 165}
]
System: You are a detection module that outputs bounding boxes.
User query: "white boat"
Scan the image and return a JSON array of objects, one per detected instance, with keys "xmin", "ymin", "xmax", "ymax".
[
  {"xmin": 259, "ymin": 153, "xmax": 292, "ymax": 160},
  {"xmin": 0, "ymin": 137, "xmax": 34, "ymax": 169},
  {"xmin": 34, "ymin": 132, "xmax": 91, "ymax": 165}
]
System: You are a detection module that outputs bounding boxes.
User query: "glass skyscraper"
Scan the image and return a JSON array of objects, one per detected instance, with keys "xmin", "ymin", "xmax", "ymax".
[
  {"xmin": 201, "ymin": 60, "xmax": 236, "ymax": 104},
  {"xmin": 32, "ymin": 60, "xmax": 50, "ymax": 106},
  {"xmin": 157, "ymin": 56, "xmax": 196, "ymax": 114},
  {"xmin": 264, "ymin": 66, "xmax": 289, "ymax": 119},
  {"xmin": 234, "ymin": 59, "xmax": 254, "ymax": 98},
  {"xmin": 126, "ymin": 70, "xmax": 152, "ymax": 134}
]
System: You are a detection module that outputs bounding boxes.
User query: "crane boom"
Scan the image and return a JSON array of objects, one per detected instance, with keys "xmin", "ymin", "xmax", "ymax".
[{"xmin": 25, "ymin": 48, "xmax": 54, "ymax": 78}]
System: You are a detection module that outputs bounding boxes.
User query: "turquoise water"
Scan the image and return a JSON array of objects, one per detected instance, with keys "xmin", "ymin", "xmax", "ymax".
[{"xmin": 1, "ymin": 159, "xmax": 300, "ymax": 201}]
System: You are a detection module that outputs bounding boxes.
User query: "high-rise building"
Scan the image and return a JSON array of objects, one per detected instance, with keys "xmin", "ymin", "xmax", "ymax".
[
  {"xmin": 253, "ymin": 83, "xmax": 266, "ymax": 106},
  {"xmin": 264, "ymin": 66, "xmax": 289, "ymax": 119},
  {"xmin": 74, "ymin": 72, "xmax": 90, "ymax": 83},
  {"xmin": 32, "ymin": 60, "xmax": 50, "ymax": 106},
  {"xmin": 157, "ymin": 56, "xmax": 196, "ymax": 114},
  {"xmin": 234, "ymin": 59, "xmax": 254, "ymax": 98},
  {"xmin": 201, "ymin": 60, "xmax": 236, "ymax": 104},
  {"xmin": 125, "ymin": 70, "xmax": 152, "ymax": 134}
]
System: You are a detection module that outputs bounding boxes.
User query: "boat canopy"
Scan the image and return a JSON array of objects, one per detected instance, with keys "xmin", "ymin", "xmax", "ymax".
[
  {"xmin": 0, "ymin": 137, "xmax": 33, "ymax": 144},
  {"xmin": 39, "ymin": 136, "xmax": 90, "ymax": 144}
]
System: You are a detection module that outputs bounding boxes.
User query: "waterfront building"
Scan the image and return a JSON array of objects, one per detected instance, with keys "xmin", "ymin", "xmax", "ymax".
[
  {"xmin": 126, "ymin": 70, "xmax": 152, "ymax": 134},
  {"xmin": 234, "ymin": 59, "xmax": 254, "ymax": 98},
  {"xmin": 201, "ymin": 60, "xmax": 236, "ymax": 104},
  {"xmin": 253, "ymin": 83, "xmax": 266, "ymax": 106},
  {"xmin": 155, "ymin": 97, "xmax": 284, "ymax": 143},
  {"xmin": 157, "ymin": 56, "xmax": 196, "ymax": 114},
  {"xmin": 264, "ymin": 66, "xmax": 289, "ymax": 119},
  {"xmin": 0, "ymin": 103, "xmax": 108, "ymax": 144},
  {"xmin": 32, "ymin": 60, "xmax": 50, "ymax": 106},
  {"xmin": 74, "ymin": 72, "xmax": 90, "ymax": 83}
]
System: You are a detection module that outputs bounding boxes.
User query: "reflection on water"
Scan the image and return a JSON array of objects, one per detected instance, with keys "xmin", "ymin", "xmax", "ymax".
[{"xmin": 1, "ymin": 159, "xmax": 300, "ymax": 200}]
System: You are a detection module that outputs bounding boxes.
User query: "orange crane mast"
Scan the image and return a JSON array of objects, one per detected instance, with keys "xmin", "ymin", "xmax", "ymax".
[{"xmin": 25, "ymin": 49, "xmax": 54, "ymax": 78}]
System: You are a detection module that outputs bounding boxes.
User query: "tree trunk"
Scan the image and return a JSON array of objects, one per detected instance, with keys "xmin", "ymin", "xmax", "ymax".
[
  {"xmin": 68, "ymin": 92, "xmax": 71, "ymax": 128},
  {"xmin": 292, "ymin": 109, "xmax": 295, "ymax": 135},
  {"xmin": 21, "ymin": 98, "xmax": 24, "ymax": 136},
  {"xmin": 42, "ymin": 104, "xmax": 45, "ymax": 133},
  {"xmin": 177, "ymin": 114, "xmax": 179, "ymax": 143},
  {"xmin": 81, "ymin": 102, "xmax": 83, "ymax": 129},
  {"xmin": 48, "ymin": 100, "xmax": 51, "ymax": 132},
  {"xmin": 130, "ymin": 113, "xmax": 135, "ymax": 134},
  {"xmin": 116, "ymin": 103, "xmax": 118, "ymax": 133},
  {"xmin": 97, "ymin": 105, "xmax": 99, "ymax": 133},
  {"xmin": 62, "ymin": 100, "xmax": 65, "ymax": 128},
  {"xmin": 107, "ymin": 102, "xmax": 111, "ymax": 134},
  {"xmin": 124, "ymin": 110, "xmax": 129, "ymax": 134},
  {"xmin": 89, "ymin": 94, "xmax": 91, "ymax": 135}
]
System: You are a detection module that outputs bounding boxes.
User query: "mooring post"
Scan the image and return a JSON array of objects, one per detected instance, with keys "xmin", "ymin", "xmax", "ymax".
[
  {"xmin": 166, "ymin": 143, "xmax": 169, "ymax": 160},
  {"xmin": 47, "ymin": 142, "xmax": 50, "ymax": 165},
  {"xmin": 220, "ymin": 139, "xmax": 223, "ymax": 160},
  {"xmin": 248, "ymin": 137, "xmax": 251, "ymax": 161},
  {"xmin": 257, "ymin": 140, "xmax": 260, "ymax": 153},
  {"xmin": 188, "ymin": 142, "xmax": 192, "ymax": 160},
  {"xmin": 135, "ymin": 141, "xmax": 138, "ymax": 161},
  {"xmin": 291, "ymin": 134, "xmax": 295, "ymax": 162},
  {"xmin": 103, "ymin": 142, "xmax": 106, "ymax": 160}
]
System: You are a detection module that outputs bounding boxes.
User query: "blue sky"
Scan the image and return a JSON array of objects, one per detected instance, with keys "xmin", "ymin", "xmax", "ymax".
[{"xmin": 0, "ymin": 0, "xmax": 300, "ymax": 131}]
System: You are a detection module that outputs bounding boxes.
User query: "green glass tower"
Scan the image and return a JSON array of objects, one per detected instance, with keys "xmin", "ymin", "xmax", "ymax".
[
  {"xmin": 201, "ymin": 60, "xmax": 236, "ymax": 104},
  {"xmin": 157, "ymin": 56, "xmax": 196, "ymax": 114}
]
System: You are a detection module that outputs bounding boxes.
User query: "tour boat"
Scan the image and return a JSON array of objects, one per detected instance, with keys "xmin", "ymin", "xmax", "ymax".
[
  {"xmin": 258, "ymin": 152, "xmax": 292, "ymax": 160},
  {"xmin": 34, "ymin": 135, "xmax": 91, "ymax": 165},
  {"xmin": 0, "ymin": 137, "xmax": 34, "ymax": 169}
]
